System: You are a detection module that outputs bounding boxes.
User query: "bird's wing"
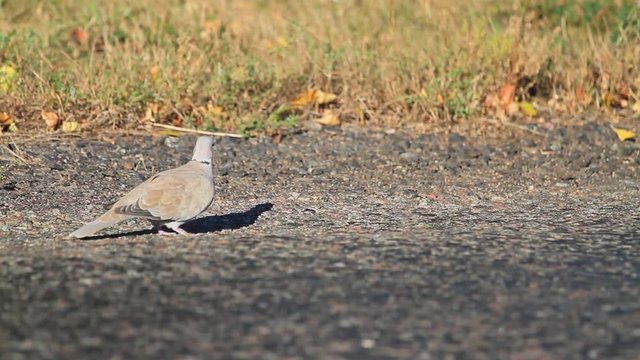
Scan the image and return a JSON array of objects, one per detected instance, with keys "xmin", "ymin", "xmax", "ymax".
[{"xmin": 112, "ymin": 166, "xmax": 213, "ymax": 221}]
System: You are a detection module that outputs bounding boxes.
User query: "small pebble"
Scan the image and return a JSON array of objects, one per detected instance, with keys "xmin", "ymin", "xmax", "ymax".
[
  {"xmin": 448, "ymin": 133, "xmax": 465, "ymax": 143},
  {"xmin": 361, "ymin": 339, "xmax": 376, "ymax": 349},
  {"xmin": 399, "ymin": 152, "xmax": 419, "ymax": 163}
]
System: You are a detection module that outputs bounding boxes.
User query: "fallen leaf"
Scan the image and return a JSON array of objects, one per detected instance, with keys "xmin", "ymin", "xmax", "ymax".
[
  {"xmin": 149, "ymin": 102, "xmax": 160, "ymax": 113},
  {"xmin": 506, "ymin": 102, "xmax": 519, "ymax": 116},
  {"xmin": 143, "ymin": 103, "xmax": 162, "ymax": 122},
  {"xmin": 0, "ymin": 64, "xmax": 18, "ymax": 94},
  {"xmin": 149, "ymin": 66, "xmax": 160, "ymax": 79},
  {"xmin": 291, "ymin": 90, "xmax": 316, "ymax": 108},
  {"xmin": 271, "ymin": 132, "xmax": 283, "ymax": 144},
  {"xmin": 499, "ymin": 83, "xmax": 516, "ymax": 106},
  {"xmin": 575, "ymin": 85, "xmax": 585, "ymax": 100},
  {"xmin": 616, "ymin": 83, "xmax": 631, "ymax": 99},
  {"xmin": 143, "ymin": 107, "xmax": 154, "ymax": 122},
  {"xmin": 291, "ymin": 89, "xmax": 337, "ymax": 108},
  {"xmin": 612, "ymin": 127, "xmax": 635, "ymax": 141},
  {"xmin": 61, "ymin": 121, "xmax": 81, "ymax": 133},
  {"xmin": 7, "ymin": 122, "xmax": 18, "ymax": 132},
  {"xmin": 575, "ymin": 84, "xmax": 592, "ymax": 105},
  {"xmin": 199, "ymin": 20, "xmax": 221, "ymax": 40},
  {"xmin": 207, "ymin": 104, "xmax": 224, "ymax": 116},
  {"xmin": 276, "ymin": 37, "xmax": 288, "ymax": 48},
  {"xmin": 0, "ymin": 112, "xmax": 12, "ymax": 125},
  {"xmin": 518, "ymin": 101, "xmax": 537, "ymax": 117},
  {"xmin": 484, "ymin": 94, "xmax": 499, "ymax": 109},
  {"xmin": 314, "ymin": 110, "xmax": 341, "ymax": 126},
  {"xmin": 265, "ymin": 37, "xmax": 289, "ymax": 51},
  {"xmin": 603, "ymin": 92, "xmax": 614, "ymax": 108},
  {"xmin": 314, "ymin": 90, "xmax": 337, "ymax": 105},
  {"xmin": 354, "ymin": 104, "xmax": 365, "ymax": 122},
  {"xmin": 71, "ymin": 29, "xmax": 90, "ymax": 46},
  {"xmin": 41, "ymin": 111, "xmax": 60, "ymax": 130},
  {"xmin": 0, "ymin": 112, "xmax": 14, "ymax": 133}
]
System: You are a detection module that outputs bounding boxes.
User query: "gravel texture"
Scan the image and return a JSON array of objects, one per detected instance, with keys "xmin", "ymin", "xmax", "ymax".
[{"xmin": 1, "ymin": 122, "xmax": 640, "ymax": 359}]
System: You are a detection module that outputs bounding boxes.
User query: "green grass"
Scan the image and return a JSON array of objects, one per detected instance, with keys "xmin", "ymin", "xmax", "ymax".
[{"xmin": 0, "ymin": 0, "xmax": 639, "ymax": 135}]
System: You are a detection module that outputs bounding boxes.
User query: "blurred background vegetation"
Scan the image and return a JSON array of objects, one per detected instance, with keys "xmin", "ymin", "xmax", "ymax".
[{"xmin": 0, "ymin": 0, "xmax": 638, "ymax": 135}]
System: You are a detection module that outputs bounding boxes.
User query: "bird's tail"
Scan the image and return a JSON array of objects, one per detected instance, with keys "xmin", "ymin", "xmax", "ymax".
[{"xmin": 68, "ymin": 215, "xmax": 124, "ymax": 238}]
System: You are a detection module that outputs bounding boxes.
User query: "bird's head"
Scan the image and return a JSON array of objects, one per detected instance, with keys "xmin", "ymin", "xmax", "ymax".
[{"xmin": 191, "ymin": 136, "xmax": 214, "ymax": 165}]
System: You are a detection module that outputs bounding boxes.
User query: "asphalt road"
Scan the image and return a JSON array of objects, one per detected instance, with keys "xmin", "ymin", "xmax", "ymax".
[{"xmin": 1, "ymin": 123, "xmax": 640, "ymax": 359}]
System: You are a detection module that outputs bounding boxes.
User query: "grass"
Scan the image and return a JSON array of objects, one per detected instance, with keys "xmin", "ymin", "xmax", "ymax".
[{"xmin": 0, "ymin": 0, "xmax": 639, "ymax": 135}]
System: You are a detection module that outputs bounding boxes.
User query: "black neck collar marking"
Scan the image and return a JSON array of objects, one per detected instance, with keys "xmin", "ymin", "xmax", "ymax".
[{"xmin": 192, "ymin": 159, "xmax": 211, "ymax": 165}]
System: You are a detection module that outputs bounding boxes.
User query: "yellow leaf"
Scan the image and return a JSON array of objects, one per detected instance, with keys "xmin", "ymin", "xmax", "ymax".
[
  {"xmin": 314, "ymin": 90, "xmax": 337, "ymax": 105},
  {"xmin": 612, "ymin": 127, "xmax": 635, "ymax": 141},
  {"xmin": 0, "ymin": 65, "xmax": 17, "ymax": 78},
  {"xmin": 291, "ymin": 89, "xmax": 337, "ymax": 108},
  {"xmin": 61, "ymin": 121, "xmax": 81, "ymax": 133},
  {"xmin": 207, "ymin": 104, "xmax": 224, "ymax": 116},
  {"xmin": 354, "ymin": 104, "xmax": 365, "ymax": 122},
  {"xmin": 7, "ymin": 122, "xmax": 18, "ymax": 132},
  {"xmin": 41, "ymin": 111, "xmax": 60, "ymax": 130},
  {"xmin": 264, "ymin": 37, "xmax": 289, "ymax": 51},
  {"xmin": 314, "ymin": 110, "xmax": 341, "ymax": 126},
  {"xmin": 149, "ymin": 66, "xmax": 160, "ymax": 80},
  {"xmin": 275, "ymin": 37, "xmax": 288, "ymax": 48},
  {"xmin": 604, "ymin": 92, "xmax": 614, "ymax": 108},
  {"xmin": 291, "ymin": 90, "xmax": 317, "ymax": 108},
  {"xmin": 518, "ymin": 101, "xmax": 537, "ymax": 117},
  {"xmin": 0, "ymin": 64, "xmax": 18, "ymax": 94}
]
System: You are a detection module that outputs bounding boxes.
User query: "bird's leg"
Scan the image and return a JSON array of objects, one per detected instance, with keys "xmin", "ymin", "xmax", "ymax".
[
  {"xmin": 151, "ymin": 221, "xmax": 177, "ymax": 236},
  {"xmin": 166, "ymin": 221, "xmax": 189, "ymax": 235},
  {"xmin": 158, "ymin": 228, "xmax": 178, "ymax": 236},
  {"xmin": 173, "ymin": 227, "xmax": 189, "ymax": 235}
]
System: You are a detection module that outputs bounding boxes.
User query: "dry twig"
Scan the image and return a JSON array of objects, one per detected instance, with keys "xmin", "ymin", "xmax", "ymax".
[
  {"xmin": 480, "ymin": 118, "xmax": 544, "ymax": 137},
  {"xmin": 151, "ymin": 123, "xmax": 244, "ymax": 138},
  {"xmin": 1, "ymin": 135, "xmax": 29, "ymax": 165}
]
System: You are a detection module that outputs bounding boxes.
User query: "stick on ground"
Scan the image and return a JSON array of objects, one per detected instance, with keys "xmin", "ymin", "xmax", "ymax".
[{"xmin": 151, "ymin": 123, "xmax": 244, "ymax": 138}]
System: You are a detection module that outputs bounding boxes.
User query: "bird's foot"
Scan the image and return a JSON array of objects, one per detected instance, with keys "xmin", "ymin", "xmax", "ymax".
[
  {"xmin": 163, "ymin": 222, "xmax": 190, "ymax": 235},
  {"xmin": 153, "ymin": 222, "xmax": 189, "ymax": 236},
  {"xmin": 171, "ymin": 226, "xmax": 189, "ymax": 235}
]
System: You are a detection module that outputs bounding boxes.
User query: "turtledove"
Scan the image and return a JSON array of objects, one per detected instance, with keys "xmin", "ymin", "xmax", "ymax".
[{"xmin": 68, "ymin": 136, "xmax": 215, "ymax": 238}]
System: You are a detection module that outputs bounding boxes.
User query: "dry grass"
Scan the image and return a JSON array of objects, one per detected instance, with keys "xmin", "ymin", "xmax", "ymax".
[{"xmin": 0, "ymin": 0, "xmax": 639, "ymax": 135}]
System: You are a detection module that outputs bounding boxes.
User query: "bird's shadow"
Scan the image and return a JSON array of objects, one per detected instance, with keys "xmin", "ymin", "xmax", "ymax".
[
  {"xmin": 182, "ymin": 203, "xmax": 273, "ymax": 234},
  {"xmin": 78, "ymin": 203, "xmax": 273, "ymax": 240}
]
